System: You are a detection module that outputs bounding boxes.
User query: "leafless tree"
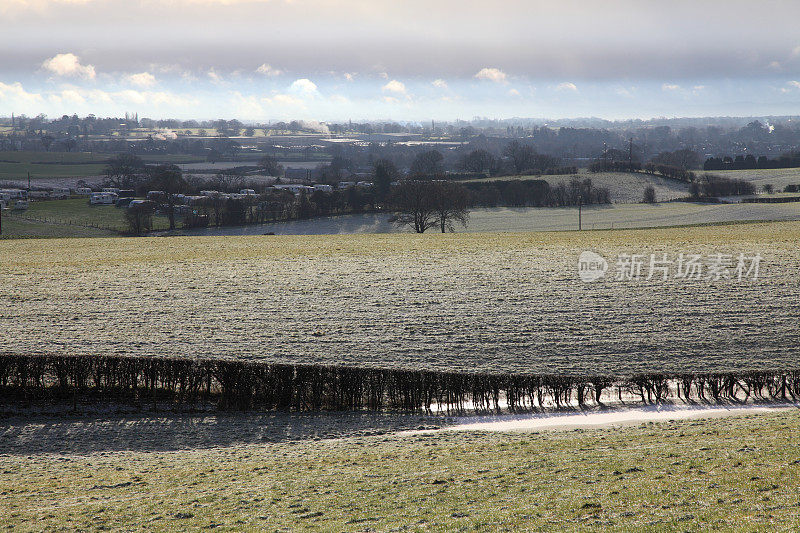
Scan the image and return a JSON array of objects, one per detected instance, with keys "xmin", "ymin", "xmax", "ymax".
[
  {"xmin": 390, "ymin": 180, "xmax": 438, "ymax": 233},
  {"xmin": 432, "ymin": 181, "xmax": 470, "ymax": 233}
]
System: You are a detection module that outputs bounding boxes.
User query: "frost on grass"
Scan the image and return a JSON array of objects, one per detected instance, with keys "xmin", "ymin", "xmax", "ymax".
[{"xmin": 1, "ymin": 223, "xmax": 799, "ymax": 376}]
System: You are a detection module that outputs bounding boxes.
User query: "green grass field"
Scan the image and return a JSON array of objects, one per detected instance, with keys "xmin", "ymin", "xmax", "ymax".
[
  {"xmin": 0, "ymin": 215, "xmax": 117, "ymax": 239},
  {"xmin": 0, "ymin": 152, "xmax": 206, "ymax": 181},
  {"xmin": 2, "ymin": 198, "xmax": 169, "ymax": 234},
  {"xmin": 2, "ymin": 410, "xmax": 798, "ymax": 530},
  {"xmin": 0, "ymin": 151, "xmax": 107, "ymax": 181}
]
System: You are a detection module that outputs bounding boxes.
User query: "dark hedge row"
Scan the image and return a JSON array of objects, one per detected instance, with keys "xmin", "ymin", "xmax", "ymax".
[{"xmin": 1, "ymin": 353, "xmax": 798, "ymax": 413}]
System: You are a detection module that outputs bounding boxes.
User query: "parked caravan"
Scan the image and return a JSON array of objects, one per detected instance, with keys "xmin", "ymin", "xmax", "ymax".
[{"xmin": 90, "ymin": 192, "xmax": 118, "ymax": 205}]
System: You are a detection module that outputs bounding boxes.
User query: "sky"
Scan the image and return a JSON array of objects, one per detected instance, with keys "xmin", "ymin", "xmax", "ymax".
[{"xmin": 3, "ymin": 0, "xmax": 800, "ymax": 122}]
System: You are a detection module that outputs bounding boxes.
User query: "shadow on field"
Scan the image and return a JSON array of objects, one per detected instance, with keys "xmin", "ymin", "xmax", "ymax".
[{"xmin": 0, "ymin": 411, "xmax": 447, "ymax": 456}]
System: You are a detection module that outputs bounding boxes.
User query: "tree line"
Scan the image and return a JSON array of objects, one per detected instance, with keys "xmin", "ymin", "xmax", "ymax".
[
  {"xmin": 704, "ymin": 151, "xmax": 800, "ymax": 171},
  {"xmin": 1, "ymin": 352, "xmax": 798, "ymax": 413}
]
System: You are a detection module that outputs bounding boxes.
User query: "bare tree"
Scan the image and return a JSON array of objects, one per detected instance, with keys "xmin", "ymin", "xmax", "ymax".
[
  {"xmin": 643, "ymin": 185, "xmax": 657, "ymax": 203},
  {"xmin": 125, "ymin": 201, "xmax": 156, "ymax": 235},
  {"xmin": 258, "ymin": 155, "xmax": 284, "ymax": 177},
  {"xmin": 149, "ymin": 164, "xmax": 186, "ymax": 230},
  {"xmin": 391, "ymin": 180, "xmax": 470, "ymax": 233},
  {"xmin": 104, "ymin": 154, "xmax": 145, "ymax": 189},
  {"xmin": 390, "ymin": 180, "xmax": 438, "ymax": 233},
  {"xmin": 432, "ymin": 181, "xmax": 470, "ymax": 233}
]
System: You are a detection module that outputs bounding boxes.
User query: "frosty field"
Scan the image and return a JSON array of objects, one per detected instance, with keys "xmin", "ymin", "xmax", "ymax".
[{"xmin": 2, "ymin": 222, "xmax": 798, "ymax": 376}]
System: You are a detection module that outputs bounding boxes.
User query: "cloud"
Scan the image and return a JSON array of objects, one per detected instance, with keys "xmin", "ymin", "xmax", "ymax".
[
  {"xmin": 256, "ymin": 63, "xmax": 283, "ymax": 76},
  {"xmin": 289, "ymin": 78, "xmax": 318, "ymax": 96},
  {"xmin": 344, "ymin": 72, "xmax": 355, "ymax": 82},
  {"xmin": 474, "ymin": 67, "xmax": 507, "ymax": 84},
  {"xmin": 207, "ymin": 68, "xmax": 224, "ymax": 83},
  {"xmin": 788, "ymin": 80, "xmax": 800, "ymax": 89},
  {"xmin": 662, "ymin": 83, "xmax": 681, "ymax": 91},
  {"xmin": 432, "ymin": 79, "xmax": 448, "ymax": 89},
  {"xmin": 615, "ymin": 86, "xmax": 634, "ymax": 98},
  {"xmin": 41, "ymin": 52, "xmax": 96, "ymax": 79},
  {"xmin": 556, "ymin": 82, "xmax": 578, "ymax": 92},
  {"xmin": 125, "ymin": 72, "xmax": 157, "ymax": 88},
  {"xmin": 59, "ymin": 88, "xmax": 86, "ymax": 104},
  {"xmin": 507, "ymin": 88, "xmax": 521, "ymax": 97},
  {"xmin": 271, "ymin": 93, "xmax": 306, "ymax": 107},
  {"xmin": 0, "ymin": 81, "xmax": 43, "ymax": 104},
  {"xmin": 382, "ymin": 79, "xmax": 407, "ymax": 94}
]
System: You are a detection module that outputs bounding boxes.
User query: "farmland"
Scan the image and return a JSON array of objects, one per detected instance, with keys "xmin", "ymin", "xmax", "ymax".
[
  {"xmin": 2, "ymin": 222, "xmax": 798, "ymax": 376},
  {"xmin": 183, "ymin": 201, "xmax": 800, "ymax": 236},
  {"xmin": 0, "ymin": 151, "xmax": 203, "ymax": 182},
  {"xmin": 467, "ymin": 170, "xmax": 691, "ymax": 203},
  {"xmin": 4, "ymin": 198, "xmax": 169, "ymax": 233},
  {"xmin": 2, "ymin": 409, "xmax": 799, "ymax": 530},
  {"xmin": 713, "ymin": 167, "xmax": 800, "ymax": 190},
  {"xmin": 0, "ymin": 216, "xmax": 116, "ymax": 239}
]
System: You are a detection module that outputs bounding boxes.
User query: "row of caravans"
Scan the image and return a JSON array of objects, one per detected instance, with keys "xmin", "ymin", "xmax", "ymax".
[{"xmin": 0, "ymin": 189, "xmax": 29, "ymax": 210}]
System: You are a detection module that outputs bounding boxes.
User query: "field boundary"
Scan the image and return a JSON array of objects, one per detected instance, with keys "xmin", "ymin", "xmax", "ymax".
[
  {"xmin": 3, "ymin": 212, "xmax": 121, "ymax": 232},
  {"xmin": 2, "ymin": 353, "xmax": 798, "ymax": 414}
]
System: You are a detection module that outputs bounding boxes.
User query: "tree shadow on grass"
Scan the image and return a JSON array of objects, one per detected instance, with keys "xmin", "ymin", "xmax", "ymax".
[{"xmin": 0, "ymin": 410, "xmax": 449, "ymax": 456}]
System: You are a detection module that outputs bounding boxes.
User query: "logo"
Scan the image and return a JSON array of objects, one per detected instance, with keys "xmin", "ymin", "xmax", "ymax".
[{"xmin": 578, "ymin": 251, "xmax": 608, "ymax": 282}]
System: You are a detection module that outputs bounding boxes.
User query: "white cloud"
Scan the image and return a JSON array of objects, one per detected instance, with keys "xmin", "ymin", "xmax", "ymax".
[
  {"xmin": 232, "ymin": 91, "xmax": 264, "ymax": 116},
  {"xmin": 474, "ymin": 67, "xmax": 507, "ymax": 84},
  {"xmin": 271, "ymin": 93, "xmax": 306, "ymax": 107},
  {"xmin": 378, "ymin": 72, "xmax": 389, "ymax": 80},
  {"xmin": 125, "ymin": 72, "xmax": 156, "ymax": 88},
  {"xmin": 507, "ymin": 88, "xmax": 521, "ymax": 97},
  {"xmin": 693, "ymin": 85, "xmax": 706, "ymax": 91},
  {"xmin": 289, "ymin": 78, "xmax": 318, "ymax": 96},
  {"xmin": 256, "ymin": 63, "xmax": 283, "ymax": 77},
  {"xmin": 207, "ymin": 68, "xmax": 224, "ymax": 83},
  {"xmin": 344, "ymin": 72, "xmax": 355, "ymax": 82},
  {"xmin": 41, "ymin": 52, "xmax": 96, "ymax": 79},
  {"xmin": 59, "ymin": 89, "xmax": 86, "ymax": 104},
  {"xmin": 788, "ymin": 80, "xmax": 800, "ymax": 89},
  {"xmin": 432, "ymin": 79, "xmax": 448, "ymax": 89},
  {"xmin": 382, "ymin": 96, "xmax": 400, "ymax": 104},
  {"xmin": 0, "ymin": 81, "xmax": 43, "ymax": 104},
  {"xmin": 662, "ymin": 83, "xmax": 681, "ymax": 91},
  {"xmin": 556, "ymin": 82, "xmax": 578, "ymax": 92},
  {"xmin": 382, "ymin": 79, "xmax": 407, "ymax": 94},
  {"xmin": 615, "ymin": 86, "xmax": 634, "ymax": 97}
]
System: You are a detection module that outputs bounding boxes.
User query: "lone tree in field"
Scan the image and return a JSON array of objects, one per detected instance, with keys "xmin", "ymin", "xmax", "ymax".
[
  {"xmin": 643, "ymin": 185, "xmax": 657, "ymax": 203},
  {"xmin": 258, "ymin": 155, "xmax": 283, "ymax": 177},
  {"xmin": 390, "ymin": 180, "xmax": 438, "ymax": 233},
  {"xmin": 432, "ymin": 181, "xmax": 470, "ymax": 233},
  {"xmin": 391, "ymin": 180, "xmax": 471, "ymax": 233},
  {"xmin": 125, "ymin": 201, "xmax": 156, "ymax": 235},
  {"xmin": 104, "ymin": 153, "xmax": 145, "ymax": 189},
  {"xmin": 149, "ymin": 164, "xmax": 186, "ymax": 230}
]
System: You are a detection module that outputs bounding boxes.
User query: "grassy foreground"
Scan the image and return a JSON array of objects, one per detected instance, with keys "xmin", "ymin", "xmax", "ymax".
[{"xmin": 1, "ymin": 410, "xmax": 798, "ymax": 531}]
